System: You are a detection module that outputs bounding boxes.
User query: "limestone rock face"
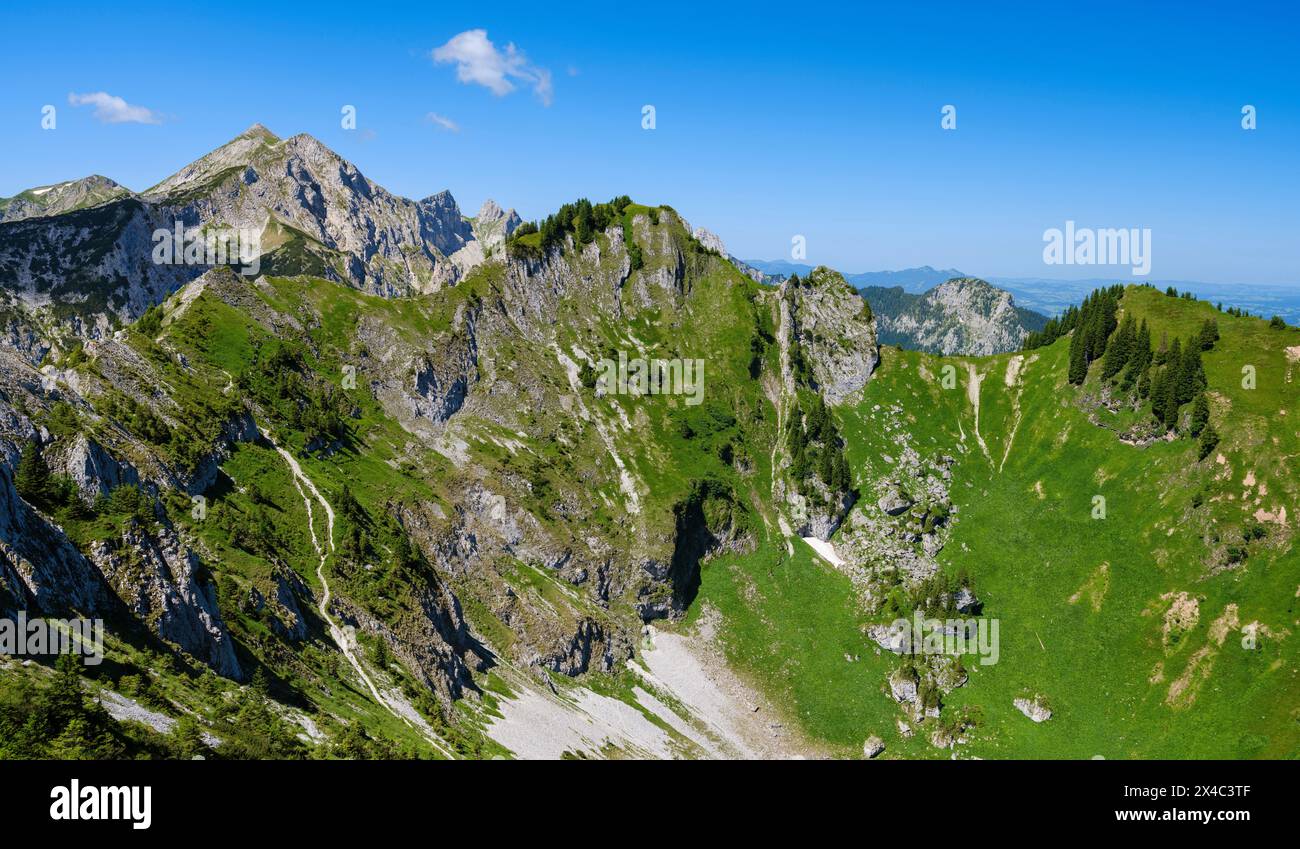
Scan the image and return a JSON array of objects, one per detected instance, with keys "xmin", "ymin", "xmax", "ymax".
[
  {"xmin": 471, "ymin": 199, "xmax": 523, "ymax": 254},
  {"xmin": 877, "ymin": 485, "xmax": 914, "ymax": 516},
  {"xmin": 89, "ymin": 524, "xmax": 242, "ymax": 680},
  {"xmin": 863, "ymin": 735, "xmax": 885, "ymax": 758},
  {"xmin": 865, "ymin": 277, "xmax": 1045, "ymax": 356},
  {"xmin": 889, "ymin": 669, "xmax": 919, "ymax": 704},
  {"xmin": 0, "ymin": 457, "xmax": 112, "ymax": 618},
  {"xmin": 56, "ymin": 433, "xmax": 141, "ymax": 501},
  {"xmin": 782, "ymin": 267, "xmax": 880, "ymax": 405},
  {"xmin": 691, "ymin": 226, "xmax": 728, "ymax": 257},
  {"xmin": 0, "ymin": 129, "xmax": 931, "ymax": 739}
]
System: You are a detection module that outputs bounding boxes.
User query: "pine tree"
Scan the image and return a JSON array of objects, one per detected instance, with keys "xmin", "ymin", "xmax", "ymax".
[
  {"xmin": 1068, "ymin": 330, "xmax": 1088, "ymax": 384},
  {"xmin": 1175, "ymin": 342, "xmax": 1203, "ymax": 406},
  {"xmin": 805, "ymin": 396, "xmax": 830, "ymax": 442},
  {"xmin": 1161, "ymin": 376, "xmax": 1179, "ymax": 430},
  {"xmin": 1190, "ymin": 393, "xmax": 1210, "ymax": 437},
  {"xmin": 1198, "ymin": 318, "xmax": 1219, "ymax": 351},
  {"xmin": 1198, "ymin": 422, "xmax": 1220, "ymax": 460},
  {"xmin": 169, "ymin": 714, "xmax": 209, "ymax": 759},
  {"xmin": 1101, "ymin": 314, "xmax": 1135, "ymax": 380},
  {"xmin": 818, "ymin": 445, "xmax": 835, "ymax": 486},
  {"xmin": 1149, "ymin": 370, "xmax": 1166, "ymax": 421},
  {"xmin": 831, "ymin": 450, "xmax": 851, "ymax": 492},
  {"xmin": 574, "ymin": 201, "xmax": 595, "ymax": 244},
  {"xmin": 14, "ymin": 439, "xmax": 51, "ymax": 506},
  {"xmin": 1135, "ymin": 319, "xmax": 1152, "ymax": 370}
]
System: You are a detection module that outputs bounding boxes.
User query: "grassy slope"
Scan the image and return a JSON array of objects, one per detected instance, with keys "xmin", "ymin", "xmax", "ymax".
[{"xmin": 700, "ymin": 286, "xmax": 1299, "ymax": 758}]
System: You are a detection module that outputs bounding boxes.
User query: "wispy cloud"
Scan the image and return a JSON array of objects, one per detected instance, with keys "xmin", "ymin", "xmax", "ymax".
[
  {"xmin": 431, "ymin": 29, "xmax": 553, "ymax": 106},
  {"xmin": 67, "ymin": 91, "xmax": 161, "ymax": 124},
  {"xmin": 425, "ymin": 112, "xmax": 461, "ymax": 133}
]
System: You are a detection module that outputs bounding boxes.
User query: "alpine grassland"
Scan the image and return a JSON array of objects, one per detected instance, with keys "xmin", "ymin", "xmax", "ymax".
[{"xmin": 697, "ymin": 285, "xmax": 1299, "ymax": 758}]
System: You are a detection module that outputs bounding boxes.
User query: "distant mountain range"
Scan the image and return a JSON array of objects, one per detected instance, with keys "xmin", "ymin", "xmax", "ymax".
[
  {"xmin": 741, "ymin": 260, "xmax": 1300, "ymax": 324},
  {"xmin": 741, "ymin": 261, "xmax": 967, "ymax": 292}
]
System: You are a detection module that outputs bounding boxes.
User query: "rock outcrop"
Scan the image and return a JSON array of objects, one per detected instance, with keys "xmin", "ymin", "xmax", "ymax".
[
  {"xmin": 782, "ymin": 267, "xmax": 880, "ymax": 405},
  {"xmin": 1014, "ymin": 697, "xmax": 1052, "ymax": 722}
]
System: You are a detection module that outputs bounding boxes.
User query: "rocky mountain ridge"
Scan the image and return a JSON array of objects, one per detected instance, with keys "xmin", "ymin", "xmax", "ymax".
[
  {"xmin": 0, "ymin": 175, "xmax": 130, "ymax": 223},
  {"xmin": 862, "ymin": 277, "xmax": 1048, "ymax": 356},
  {"xmin": 0, "ymin": 124, "xmax": 521, "ymax": 355}
]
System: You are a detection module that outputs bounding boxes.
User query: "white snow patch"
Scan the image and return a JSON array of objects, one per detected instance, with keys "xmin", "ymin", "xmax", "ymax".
[{"xmin": 802, "ymin": 536, "xmax": 845, "ymax": 567}]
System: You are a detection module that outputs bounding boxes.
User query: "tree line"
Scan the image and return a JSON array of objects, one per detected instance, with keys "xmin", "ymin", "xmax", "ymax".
[{"xmin": 508, "ymin": 196, "xmax": 635, "ymax": 259}]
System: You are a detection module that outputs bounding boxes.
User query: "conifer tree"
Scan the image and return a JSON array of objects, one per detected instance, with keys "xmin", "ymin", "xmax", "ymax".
[
  {"xmin": 1198, "ymin": 318, "xmax": 1219, "ymax": 351},
  {"xmin": 1154, "ymin": 371, "xmax": 1175, "ymax": 423},
  {"xmin": 1161, "ymin": 377, "xmax": 1179, "ymax": 430},
  {"xmin": 1102, "ymin": 314, "xmax": 1135, "ymax": 380},
  {"xmin": 1198, "ymin": 421, "xmax": 1220, "ymax": 460},
  {"xmin": 1190, "ymin": 393, "xmax": 1210, "ymax": 437},
  {"xmin": 1068, "ymin": 329, "xmax": 1088, "ymax": 384},
  {"xmin": 14, "ymin": 439, "xmax": 51, "ymax": 506},
  {"xmin": 1135, "ymin": 319, "xmax": 1152, "ymax": 369}
]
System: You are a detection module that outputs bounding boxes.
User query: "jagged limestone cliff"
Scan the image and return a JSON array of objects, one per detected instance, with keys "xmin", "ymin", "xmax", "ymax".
[{"xmin": 862, "ymin": 277, "xmax": 1047, "ymax": 356}]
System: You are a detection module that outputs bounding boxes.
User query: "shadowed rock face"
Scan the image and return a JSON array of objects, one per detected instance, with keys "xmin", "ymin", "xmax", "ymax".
[{"xmin": 89, "ymin": 524, "xmax": 242, "ymax": 680}]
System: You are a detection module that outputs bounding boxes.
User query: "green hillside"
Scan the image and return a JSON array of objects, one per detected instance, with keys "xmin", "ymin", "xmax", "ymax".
[{"xmin": 697, "ymin": 285, "xmax": 1299, "ymax": 758}]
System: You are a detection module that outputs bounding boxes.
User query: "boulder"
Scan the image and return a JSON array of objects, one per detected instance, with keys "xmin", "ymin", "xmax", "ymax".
[
  {"xmin": 877, "ymin": 486, "xmax": 914, "ymax": 516},
  {"xmin": 1014, "ymin": 697, "xmax": 1052, "ymax": 722}
]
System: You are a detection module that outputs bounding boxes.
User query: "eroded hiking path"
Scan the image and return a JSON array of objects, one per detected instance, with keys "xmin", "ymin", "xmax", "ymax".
[
  {"xmin": 998, "ymin": 354, "xmax": 1029, "ymax": 473},
  {"xmin": 260, "ymin": 427, "xmax": 454, "ymax": 757},
  {"xmin": 966, "ymin": 362, "xmax": 992, "ymax": 463}
]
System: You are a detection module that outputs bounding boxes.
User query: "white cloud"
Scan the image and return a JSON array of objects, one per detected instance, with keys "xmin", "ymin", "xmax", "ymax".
[
  {"xmin": 431, "ymin": 29, "xmax": 553, "ymax": 106},
  {"xmin": 67, "ymin": 92, "xmax": 161, "ymax": 124},
  {"xmin": 425, "ymin": 112, "xmax": 460, "ymax": 133}
]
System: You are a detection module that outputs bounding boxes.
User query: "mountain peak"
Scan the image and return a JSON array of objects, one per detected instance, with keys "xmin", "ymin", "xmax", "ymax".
[
  {"xmin": 238, "ymin": 122, "xmax": 280, "ymax": 142},
  {"xmin": 146, "ymin": 124, "xmax": 285, "ymax": 197}
]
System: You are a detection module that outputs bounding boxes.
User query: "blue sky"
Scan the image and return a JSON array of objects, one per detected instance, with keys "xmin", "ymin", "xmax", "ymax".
[{"xmin": 1, "ymin": 1, "xmax": 1297, "ymax": 285}]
